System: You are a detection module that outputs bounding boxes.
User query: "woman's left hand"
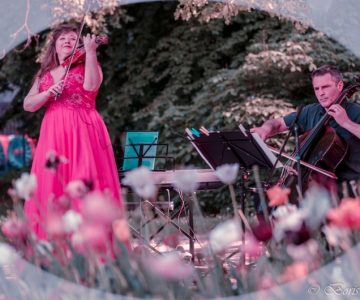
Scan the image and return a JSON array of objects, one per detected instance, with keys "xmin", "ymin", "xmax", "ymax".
[{"xmin": 83, "ymin": 33, "xmax": 98, "ymax": 55}]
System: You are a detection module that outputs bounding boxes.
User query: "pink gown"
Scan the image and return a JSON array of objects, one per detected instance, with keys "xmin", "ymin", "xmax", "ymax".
[{"xmin": 24, "ymin": 64, "xmax": 123, "ymax": 240}]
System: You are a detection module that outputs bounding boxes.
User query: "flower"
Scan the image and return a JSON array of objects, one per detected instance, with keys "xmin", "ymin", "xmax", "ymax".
[
  {"xmin": 300, "ymin": 186, "xmax": 331, "ymax": 230},
  {"xmin": 45, "ymin": 150, "xmax": 68, "ymax": 170},
  {"xmin": 65, "ymin": 179, "xmax": 91, "ymax": 199},
  {"xmin": 271, "ymin": 204, "xmax": 298, "ymax": 219},
  {"xmin": 282, "ymin": 221, "xmax": 311, "ymax": 245},
  {"xmin": 112, "ymin": 219, "xmax": 131, "ymax": 242},
  {"xmin": 327, "ymin": 198, "xmax": 360, "ymax": 228},
  {"xmin": 74, "ymin": 223, "xmax": 108, "ymax": 253},
  {"xmin": 215, "ymin": 163, "xmax": 239, "ymax": 184},
  {"xmin": 71, "ymin": 231, "xmax": 85, "ymax": 253},
  {"xmin": 286, "ymin": 239, "xmax": 318, "ymax": 261},
  {"xmin": 162, "ymin": 233, "xmax": 180, "ymax": 248},
  {"xmin": 171, "ymin": 168, "xmax": 199, "ymax": 193},
  {"xmin": 322, "ymin": 225, "xmax": 351, "ymax": 249},
  {"xmin": 46, "ymin": 212, "xmax": 66, "ymax": 238},
  {"xmin": 251, "ymin": 214, "xmax": 272, "ymax": 242},
  {"xmin": 209, "ymin": 219, "xmax": 242, "ymax": 252},
  {"xmin": 1, "ymin": 218, "xmax": 27, "ymax": 239},
  {"xmin": 81, "ymin": 191, "xmax": 120, "ymax": 226},
  {"xmin": 147, "ymin": 253, "xmax": 194, "ymax": 280},
  {"xmin": 273, "ymin": 207, "xmax": 306, "ymax": 242},
  {"xmin": 0, "ymin": 243, "xmax": 17, "ymax": 266},
  {"xmin": 63, "ymin": 210, "xmax": 83, "ymax": 233},
  {"xmin": 51, "ymin": 195, "xmax": 71, "ymax": 212},
  {"xmin": 241, "ymin": 235, "xmax": 263, "ymax": 258},
  {"xmin": 266, "ymin": 185, "xmax": 290, "ymax": 207},
  {"xmin": 122, "ymin": 166, "xmax": 157, "ymax": 199},
  {"xmin": 281, "ymin": 262, "xmax": 308, "ymax": 283},
  {"xmin": 12, "ymin": 173, "xmax": 37, "ymax": 200}
]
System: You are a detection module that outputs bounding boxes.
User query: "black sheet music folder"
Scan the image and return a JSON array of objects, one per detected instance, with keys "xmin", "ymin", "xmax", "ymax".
[{"xmin": 187, "ymin": 129, "xmax": 280, "ymax": 170}]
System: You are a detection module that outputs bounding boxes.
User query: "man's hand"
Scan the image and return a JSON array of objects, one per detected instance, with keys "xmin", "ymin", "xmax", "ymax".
[
  {"xmin": 327, "ymin": 104, "xmax": 350, "ymax": 126},
  {"xmin": 249, "ymin": 117, "xmax": 288, "ymax": 141},
  {"xmin": 250, "ymin": 126, "xmax": 271, "ymax": 141},
  {"xmin": 327, "ymin": 104, "xmax": 360, "ymax": 139}
]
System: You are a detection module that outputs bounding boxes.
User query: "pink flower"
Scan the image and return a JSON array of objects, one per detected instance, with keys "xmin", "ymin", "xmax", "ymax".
[
  {"xmin": 1, "ymin": 218, "xmax": 27, "ymax": 239},
  {"xmin": 266, "ymin": 185, "xmax": 290, "ymax": 207},
  {"xmin": 50, "ymin": 195, "xmax": 71, "ymax": 213},
  {"xmin": 45, "ymin": 150, "xmax": 68, "ymax": 170},
  {"xmin": 251, "ymin": 214, "xmax": 272, "ymax": 242},
  {"xmin": 147, "ymin": 253, "xmax": 194, "ymax": 280},
  {"xmin": 281, "ymin": 262, "xmax": 308, "ymax": 283},
  {"xmin": 65, "ymin": 179, "xmax": 90, "ymax": 199},
  {"xmin": 81, "ymin": 191, "xmax": 120, "ymax": 226},
  {"xmin": 241, "ymin": 235, "xmax": 263, "ymax": 258},
  {"xmin": 162, "ymin": 233, "xmax": 180, "ymax": 248},
  {"xmin": 322, "ymin": 225, "xmax": 350, "ymax": 249},
  {"xmin": 327, "ymin": 198, "xmax": 360, "ymax": 228},
  {"xmin": 75, "ymin": 223, "xmax": 108, "ymax": 253},
  {"xmin": 112, "ymin": 219, "xmax": 131, "ymax": 243},
  {"xmin": 46, "ymin": 212, "xmax": 66, "ymax": 238}
]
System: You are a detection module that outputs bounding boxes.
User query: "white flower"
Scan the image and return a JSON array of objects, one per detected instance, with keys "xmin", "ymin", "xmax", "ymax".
[
  {"xmin": 209, "ymin": 219, "xmax": 242, "ymax": 252},
  {"xmin": 286, "ymin": 239, "xmax": 318, "ymax": 261},
  {"xmin": 65, "ymin": 180, "xmax": 88, "ymax": 198},
  {"xmin": 300, "ymin": 186, "xmax": 331, "ymax": 230},
  {"xmin": 63, "ymin": 210, "xmax": 83, "ymax": 233},
  {"xmin": 0, "ymin": 243, "xmax": 17, "ymax": 265},
  {"xmin": 147, "ymin": 253, "xmax": 194, "ymax": 280},
  {"xmin": 273, "ymin": 209, "xmax": 305, "ymax": 241},
  {"xmin": 215, "ymin": 163, "xmax": 239, "ymax": 184},
  {"xmin": 13, "ymin": 173, "xmax": 37, "ymax": 200},
  {"xmin": 122, "ymin": 166, "xmax": 157, "ymax": 199},
  {"xmin": 171, "ymin": 168, "xmax": 199, "ymax": 193},
  {"xmin": 322, "ymin": 225, "xmax": 350, "ymax": 249},
  {"xmin": 271, "ymin": 204, "xmax": 298, "ymax": 219}
]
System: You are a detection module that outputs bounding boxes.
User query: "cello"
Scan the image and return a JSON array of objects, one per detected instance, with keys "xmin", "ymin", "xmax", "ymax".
[{"xmin": 277, "ymin": 79, "xmax": 360, "ymax": 201}]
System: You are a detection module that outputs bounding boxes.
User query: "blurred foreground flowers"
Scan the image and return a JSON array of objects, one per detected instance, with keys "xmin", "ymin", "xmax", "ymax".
[{"xmin": 1, "ymin": 164, "xmax": 360, "ymax": 299}]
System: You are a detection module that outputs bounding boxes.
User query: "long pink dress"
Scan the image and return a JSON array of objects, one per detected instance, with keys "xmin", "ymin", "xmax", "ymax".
[{"xmin": 24, "ymin": 64, "xmax": 122, "ymax": 240}]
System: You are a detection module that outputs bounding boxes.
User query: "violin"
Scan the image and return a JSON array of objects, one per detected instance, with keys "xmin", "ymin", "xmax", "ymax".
[
  {"xmin": 277, "ymin": 80, "xmax": 360, "ymax": 201},
  {"xmin": 61, "ymin": 35, "xmax": 108, "ymax": 69},
  {"xmin": 54, "ymin": 35, "xmax": 108, "ymax": 99}
]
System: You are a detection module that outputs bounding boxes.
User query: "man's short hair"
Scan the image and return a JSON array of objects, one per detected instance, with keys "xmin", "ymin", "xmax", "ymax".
[{"xmin": 311, "ymin": 65, "xmax": 343, "ymax": 83}]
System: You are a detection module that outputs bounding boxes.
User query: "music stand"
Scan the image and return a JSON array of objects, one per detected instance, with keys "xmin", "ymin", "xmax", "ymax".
[
  {"xmin": 187, "ymin": 129, "xmax": 280, "ymax": 171},
  {"xmin": 186, "ymin": 127, "xmax": 280, "ymax": 262}
]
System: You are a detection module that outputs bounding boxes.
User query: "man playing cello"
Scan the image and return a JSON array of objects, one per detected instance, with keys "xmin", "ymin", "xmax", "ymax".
[{"xmin": 251, "ymin": 65, "xmax": 360, "ymax": 196}]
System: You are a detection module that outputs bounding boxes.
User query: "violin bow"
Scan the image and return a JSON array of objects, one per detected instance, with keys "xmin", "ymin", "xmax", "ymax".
[
  {"xmin": 268, "ymin": 145, "xmax": 337, "ymax": 179},
  {"xmin": 56, "ymin": 1, "xmax": 91, "ymax": 99}
]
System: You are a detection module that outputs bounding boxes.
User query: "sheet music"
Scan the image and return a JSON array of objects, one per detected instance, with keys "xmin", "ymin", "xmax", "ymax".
[
  {"xmin": 249, "ymin": 131, "xmax": 283, "ymax": 168},
  {"xmin": 186, "ymin": 126, "xmax": 282, "ymax": 170}
]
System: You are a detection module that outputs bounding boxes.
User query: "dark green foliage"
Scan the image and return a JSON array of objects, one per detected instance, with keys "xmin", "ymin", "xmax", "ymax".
[{"xmin": 1, "ymin": 3, "xmax": 360, "ymax": 214}]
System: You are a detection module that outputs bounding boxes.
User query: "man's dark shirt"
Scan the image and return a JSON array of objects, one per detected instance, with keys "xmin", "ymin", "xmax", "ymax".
[{"xmin": 283, "ymin": 102, "xmax": 360, "ymax": 181}]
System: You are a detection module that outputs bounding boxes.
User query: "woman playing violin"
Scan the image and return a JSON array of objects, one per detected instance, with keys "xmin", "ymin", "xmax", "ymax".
[
  {"xmin": 251, "ymin": 65, "xmax": 360, "ymax": 194},
  {"xmin": 23, "ymin": 24, "xmax": 124, "ymax": 240}
]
